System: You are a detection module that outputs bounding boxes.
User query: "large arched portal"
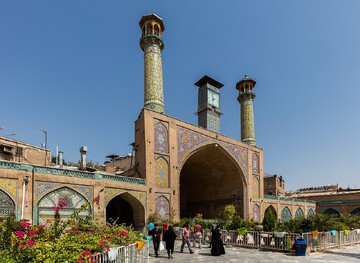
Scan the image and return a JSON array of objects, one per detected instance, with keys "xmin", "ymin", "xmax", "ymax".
[
  {"xmin": 106, "ymin": 192, "xmax": 145, "ymax": 230},
  {"xmin": 180, "ymin": 144, "xmax": 245, "ymax": 219}
]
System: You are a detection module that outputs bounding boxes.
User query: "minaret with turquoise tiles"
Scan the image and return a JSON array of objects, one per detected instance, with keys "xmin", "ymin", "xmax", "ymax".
[
  {"xmin": 139, "ymin": 14, "xmax": 165, "ymax": 113},
  {"xmin": 236, "ymin": 75, "xmax": 257, "ymax": 146}
]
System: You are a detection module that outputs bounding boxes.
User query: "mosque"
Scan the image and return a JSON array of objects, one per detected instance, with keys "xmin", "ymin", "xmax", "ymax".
[{"xmin": 0, "ymin": 14, "xmax": 316, "ymax": 229}]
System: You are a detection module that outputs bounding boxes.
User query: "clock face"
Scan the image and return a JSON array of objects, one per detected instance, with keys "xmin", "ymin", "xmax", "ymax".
[{"xmin": 207, "ymin": 89, "xmax": 220, "ymax": 108}]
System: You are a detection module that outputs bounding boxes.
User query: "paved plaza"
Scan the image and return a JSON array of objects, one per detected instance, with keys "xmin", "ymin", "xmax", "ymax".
[{"xmin": 148, "ymin": 241, "xmax": 360, "ymax": 262}]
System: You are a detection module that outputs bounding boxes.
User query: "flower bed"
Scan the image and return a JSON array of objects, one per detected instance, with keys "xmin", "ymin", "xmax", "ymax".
[{"xmin": 0, "ymin": 199, "xmax": 143, "ymax": 263}]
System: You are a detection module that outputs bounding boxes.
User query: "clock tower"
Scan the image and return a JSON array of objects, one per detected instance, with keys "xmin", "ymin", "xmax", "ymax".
[{"xmin": 195, "ymin": 75, "xmax": 223, "ymax": 133}]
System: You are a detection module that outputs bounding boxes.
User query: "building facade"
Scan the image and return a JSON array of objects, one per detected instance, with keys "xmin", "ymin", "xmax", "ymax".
[{"xmin": 0, "ymin": 13, "xmax": 315, "ymax": 228}]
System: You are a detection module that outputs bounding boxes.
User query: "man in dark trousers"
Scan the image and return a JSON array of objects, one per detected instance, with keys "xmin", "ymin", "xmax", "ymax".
[{"xmin": 149, "ymin": 223, "xmax": 162, "ymax": 257}]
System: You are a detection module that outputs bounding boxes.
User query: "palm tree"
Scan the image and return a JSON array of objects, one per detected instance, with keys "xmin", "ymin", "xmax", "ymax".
[
  {"xmin": 311, "ymin": 213, "xmax": 333, "ymax": 231},
  {"xmin": 334, "ymin": 213, "xmax": 360, "ymax": 229}
]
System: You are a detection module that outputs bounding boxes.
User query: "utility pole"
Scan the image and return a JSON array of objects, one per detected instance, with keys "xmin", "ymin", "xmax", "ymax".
[{"xmin": 41, "ymin": 130, "xmax": 48, "ymax": 166}]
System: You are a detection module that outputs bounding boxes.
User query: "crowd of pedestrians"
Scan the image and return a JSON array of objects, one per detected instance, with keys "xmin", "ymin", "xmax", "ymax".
[{"xmin": 148, "ymin": 221, "xmax": 225, "ymax": 259}]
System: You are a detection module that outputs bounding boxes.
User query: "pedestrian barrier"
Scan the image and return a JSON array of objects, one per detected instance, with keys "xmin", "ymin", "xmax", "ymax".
[
  {"xmin": 302, "ymin": 229, "xmax": 360, "ymax": 252},
  {"xmin": 203, "ymin": 229, "xmax": 300, "ymax": 251},
  {"xmin": 93, "ymin": 242, "xmax": 149, "ymax": 263}
]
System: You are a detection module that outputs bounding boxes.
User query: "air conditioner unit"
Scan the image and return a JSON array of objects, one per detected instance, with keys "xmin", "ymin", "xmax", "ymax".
[{"xmin": 1, "ymin": 145, "xmax": 14, "ymax": 154}]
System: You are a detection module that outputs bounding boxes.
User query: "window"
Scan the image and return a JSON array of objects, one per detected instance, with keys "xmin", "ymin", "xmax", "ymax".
[{"xmin": 16, "ymin": 147, "xmax": 23, "ymax": 157}]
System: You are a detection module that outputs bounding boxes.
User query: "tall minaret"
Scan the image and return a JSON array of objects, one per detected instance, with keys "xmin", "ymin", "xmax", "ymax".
[
  {"xmin": 139, "ymin": 14, "xmax": 165, "ymax": 113},
  {"xmin": 236, "ymin": 75, "xmax": 256, "ymax": 146}
]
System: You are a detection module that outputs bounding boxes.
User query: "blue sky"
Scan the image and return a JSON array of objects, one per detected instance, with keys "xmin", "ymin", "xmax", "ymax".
[{"xmin": 1, "ymin": 1, "xmax": 359, "ymax": 191}]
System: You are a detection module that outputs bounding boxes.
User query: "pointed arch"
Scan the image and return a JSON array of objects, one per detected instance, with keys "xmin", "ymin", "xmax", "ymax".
[
  {"xmin": 37, "ymin": 187, "xmax": 91, "ymax": 225},
  {"xmin": 106, "ymin": 191, "xmax": 145, "ymax": 229},
  {"xmin": 156, "ymin": 195, "xmax": 170, "ymax": 220},
  {"xmin": 281, "ymin": 206, "xmax": 292, "ymax": 222},
  {"xmin": 155, "ymin": 157, "xmax": 169, "ymax": 188},
  {"xmin": 0, "ymin": 189, "xmax": 15, "ymax": 218},
  {"xmin": 323, "ymin": 208, "xmax": 340, "ymax": 217},
  {"xmin": 351, "ymin": 207, "xmax": 360, "ymax": 215},
  {"xmin": 307, "ymin": 208, "xmax": 315, "ymax": 218},
  {"xmin": 264, "ymin": 205, "xmax": 277, "ymax": 220},
  {"xmin": 295, "ymin": 207, "xmax": 304, "ymax": 218},
  {"xmin": 179, "ymin": 142, "xmax": 246, "ymax": 218}
]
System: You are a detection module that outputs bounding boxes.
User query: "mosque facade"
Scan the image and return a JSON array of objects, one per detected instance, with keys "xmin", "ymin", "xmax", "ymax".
[{"xmin": 0, "ymin": 14, "xmax": 316, "ymax": 229}]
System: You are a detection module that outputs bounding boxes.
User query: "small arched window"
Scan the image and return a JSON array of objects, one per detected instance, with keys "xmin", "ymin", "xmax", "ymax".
[
  {"xmin": 146, "ymin": 23, "xmax": 152, "ymax": 35},
  {"xmin": 154, "ymin": 24, "xmax": 160, "ymax": 36}
]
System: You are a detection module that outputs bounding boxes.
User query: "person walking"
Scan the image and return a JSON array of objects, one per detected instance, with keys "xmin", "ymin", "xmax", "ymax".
[
  {"xmin": 194, "ymin": 222, "xmax": 203, "ymax": 249},
  {"xmin": 149, "ymin": 223, "xmax": 162, "ymax": 257},
  {"xmin": 180, "ymin": 224, "xmax": 194, "ymax": 254},
  {"xmin": 163, "ymin": 225, "xmax": 177, "ymax": 259}
]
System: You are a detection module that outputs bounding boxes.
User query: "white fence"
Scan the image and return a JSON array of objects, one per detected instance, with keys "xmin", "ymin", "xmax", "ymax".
[
  {"xmin": 203, "ymin": 229, "xmax": 300, "ymax": 251},
  {"xmin": 93, "ymin": 242, "xmax": 149, "ymax": 263},
  {"xmin": 302, "ymin": 229, "xmax": 360, "ymax": 252}
]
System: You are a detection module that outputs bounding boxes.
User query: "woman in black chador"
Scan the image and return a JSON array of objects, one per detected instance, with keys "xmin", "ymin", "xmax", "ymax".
[
  {"xmin": 163, "ymin": 225, "xmax": 177, "ymax": 259},
  {"xmin": 211, "ymin": 226, "xmax": 225, "ymax": 256}
]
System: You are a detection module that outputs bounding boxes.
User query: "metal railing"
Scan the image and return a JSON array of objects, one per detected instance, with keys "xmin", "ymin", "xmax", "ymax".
[
  {"xmin": 173, "ymin": 227, "xmax": 360, "ymax": 253},
  {"xmin": 93, "ymin": 242, "xmax": 149, "ymax": 263},
  {"xmin": 302, "ymin": 229, "xmax": 360, "ymax": 252},
  {"xmin": 203, "ymin": 229, "xmax": 300, "ymax": 251}
]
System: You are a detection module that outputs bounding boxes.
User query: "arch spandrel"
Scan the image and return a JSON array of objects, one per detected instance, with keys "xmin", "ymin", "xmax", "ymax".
[
  {"xmin": 0, "ymin": 178, "xmax": 17, "ymax": 201},
  {"xmin": 177, "ymin": 126, "xmax": 248, "ymax": 183},
  {"xmin": 105, "ymin": 188, "xmax": 146, "ymax": 207},
  {"xmin": 35, "ymin": 182, "xmax": 93, "ymax": 203}
]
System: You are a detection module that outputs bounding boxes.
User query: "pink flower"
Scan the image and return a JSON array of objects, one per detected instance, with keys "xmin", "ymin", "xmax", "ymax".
[
  {"xmin": 76, "ymin": 258, "xmax": 83, "ymax": 263},
  {"xmin": 20, "ymin": 221, "xmax": 31, "ymax": 228},
  {"xmin": 28, "ymin": 229, "xmax": 38, "ymax": 237},
  {"xmin": 19, "ymin": 243, "xmax": 24, "ymax": 248},
  {"xmin": 120, "ymin": 231, "xmax": 127, "ymax": 237},
  {"xmin": 38, "ymin": 224, "xmax": 45, "ymax": 229},
  {"xmin": 113, "ymin": 231, "xmax": 117, "ymax": 235},
  {"xmin": 87, "ymin": 230, "xmax": 93, "ymax": 234},
  {"xmin": 26, "ymin": 240, "xmax": 36, "ymax": 246},
  {"xmin": 58, "ymin": 197, "xmax": 68, "ymax": 208},
  {"xmin": 99, "ymin": 240, "xmax": 106, "ymax": 246},
  {"xmin": 81, "ymin": 250, "xmax": 91, "ymax": 256},
  {"xmin": 15, "ymin": 230, "xmax": 25, "ymax": 239},
  {"xmin": 52, "ymin": 206, "xmax": 59, "ymax": 212}
]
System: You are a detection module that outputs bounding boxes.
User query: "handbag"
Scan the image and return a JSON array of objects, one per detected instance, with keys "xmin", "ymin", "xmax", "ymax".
[{"xmin": 159, "ymin": 241, "xmax": 165, "ymax": 251}]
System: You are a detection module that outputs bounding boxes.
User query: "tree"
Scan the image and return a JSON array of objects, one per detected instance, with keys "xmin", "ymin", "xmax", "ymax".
[
  {"xmin": 262, "ymin": 209, "xmax": 277, "ymax": 232},
  {"xmin": 219, "ymin": 205, "xmax": 236, "ymax": 229}
]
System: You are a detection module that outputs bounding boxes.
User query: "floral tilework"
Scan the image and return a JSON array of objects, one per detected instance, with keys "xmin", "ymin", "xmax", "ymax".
[
  {"xmin": 154, "ymin": 122, "xmax": 169, "ymax": 153},
  {"xmin": 37, "ymin": 187, "xmax": 91, "ymax": 225},
  {"xmin": 252, "ymin": 175, "xmax": 260, "ymax": 198},
  {"xmin": 0, "ymin": 178, "xmax": 17, "ymax": 200},
  {"xmin": 241, "ymin": 99, "xmax": 255, "ymax": 146},
  {"xmin": 177, "ymin": 127, "xmax": 248, "ymax": 175},
  {"xmin": 252, "ymin": 204, "xmax": 259, "ymax": 222},
  {"xmin": 35, "ymin": 182, "xmax": 93, "ymax": 202},
  {"xmin": 156, "ymin": 195, "xmax": 169, "ymax": 220},
  {"xmin": 144, "ymin": 45, "xmax": 164, "ymax": 113},
  {"xmin": 155, "ymin": 157, "xmax": 169, "ymax": 188},
  {"xmin": 252, "ymin": 153, "xmax": 259, "ymax": 174}
]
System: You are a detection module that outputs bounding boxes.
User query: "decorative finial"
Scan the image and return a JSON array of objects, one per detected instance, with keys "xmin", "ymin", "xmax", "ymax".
[{"xmin": 244, "ymin": 74, "xmax": 248, "ymax": 80}]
